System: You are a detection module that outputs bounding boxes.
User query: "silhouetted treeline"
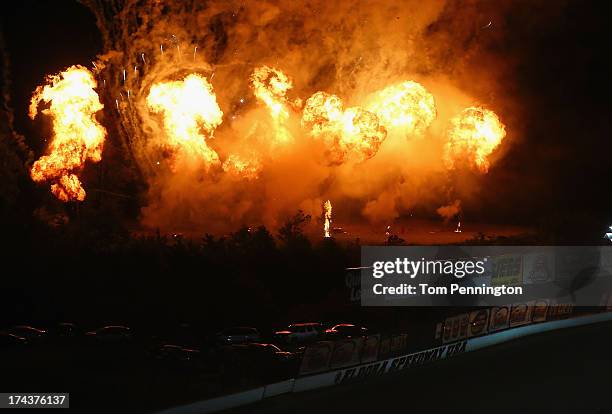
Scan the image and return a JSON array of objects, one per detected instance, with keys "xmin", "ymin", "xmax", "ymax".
[{"xmin": 1, "ymin": 206, "xmax": 363, "ymax": 334}]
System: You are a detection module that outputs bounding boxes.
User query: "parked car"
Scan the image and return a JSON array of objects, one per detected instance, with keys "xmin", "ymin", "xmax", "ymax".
[
  {"xmin": 85, "ymin": 325, "xmax": 132, "ymax": 342},
  {"xmin": 10, "ymin": 325, "xmax": 47, "ymax": 342},
  {"xmin": 0, "ymin": 332, "xmax": 28, "ymax": 347},
  {"xmin": 325, "ymin": 324, "xmax": 368, "ymax": 339},
  {"xmin": 214, "ymin": 327, "xmax": 260, "ymax": 345},
  {"xmin": 53, "ymin": 322, "xmax": 80, "ymax": 337},
  {"xmin": 222, "ymin": 342, "xmax": 296, "ymax": 382},
  {"xmin": 246, "ymin": 343, "xmax": 294, "ymax": 361},
  {"xmin": 155, "ymin": 344, "xmax": 201, "ymax": 362},
  {"xmin": 275, "ymin": 323, "xmax": 322, "ymax": 344}
]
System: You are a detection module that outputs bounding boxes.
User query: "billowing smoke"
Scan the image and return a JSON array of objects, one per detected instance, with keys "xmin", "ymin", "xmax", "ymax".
[
  {"xmin": 79, "ymin": 0, "xmax": 513, "ymax": 233},
  {"xmin": 0, "ymin": 30, "xmax": 33, "ymax": 163},
  {"xmin": 436, "ymin": 199, "xmax": 461, "ymax": 222}
]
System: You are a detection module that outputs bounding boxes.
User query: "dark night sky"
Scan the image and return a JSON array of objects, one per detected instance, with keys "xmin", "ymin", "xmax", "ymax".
[
  {"xmin": 1, "ymin": 0, "xmax": 102, "ymax": 152},
  {"xmin": 479, "ymin": 0, "xmax": 612, "ymax": 223},
  {"xmin": 2, "ymin": 0, "xmax": 612, "ymax": 234}
]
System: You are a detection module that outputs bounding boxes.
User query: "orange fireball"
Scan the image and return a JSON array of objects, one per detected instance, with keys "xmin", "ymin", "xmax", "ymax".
[
  {"xmin": 366, "ymin": 81, "xmax": 436, "ymax": 137},
  {"xmin": 302, "ymin": 91, "xmax": 386, "ymax": 164},
  {"xmin": 147, "ymin": 73, "xmax": 223, "ymax": 166},
  {"xmin": 29, "ymin": 65, "xmax": 106, "ymax": 202},
  {"xmin": 250, "ymin": 66, "xmax": 294, "ymax": 144},
  {"xmin": 222, "ymin": 154, "xmax": 262, "ymax": 180},
  {"xmin": 443, "ymin": 107, "xmax": 506, "ymax": 172}
]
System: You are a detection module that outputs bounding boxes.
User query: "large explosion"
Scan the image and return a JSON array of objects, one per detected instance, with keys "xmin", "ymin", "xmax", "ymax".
[
  {"xmin": 301, "ymin": 91, "xmax": 387, "ymax": 164},
  {"xmin": 29, "ymin": 65, "xmax": 106, "ymax": 201},
  {"xmin": 366, "ymin": 81, "xmax": 437, "ymax": 137},
  {"xmin": 28, "ymin": 0, "xmax": 512, "ymax": 233},
  {"xmin": 443, "ymin": 107, "xmax": 507, "ymax": 172},
  {"xmin": 146, "ymin": 73, "xmax": 223, "ymax": 166}
]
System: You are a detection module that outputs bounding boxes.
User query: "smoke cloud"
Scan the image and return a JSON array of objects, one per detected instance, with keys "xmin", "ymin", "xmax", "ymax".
[
  {"xmin": 436, "ymin": 199, "xmax": 461, "ymax": 222},
  {"xmin": 81, "ymin": 0, "xmax": 517, "ymax": 233}
]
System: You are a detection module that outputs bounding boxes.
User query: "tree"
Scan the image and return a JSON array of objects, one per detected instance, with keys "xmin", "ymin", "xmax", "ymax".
[{"xmin": 277, "ymin": 210, "xmax": 311, "ymax": 245}]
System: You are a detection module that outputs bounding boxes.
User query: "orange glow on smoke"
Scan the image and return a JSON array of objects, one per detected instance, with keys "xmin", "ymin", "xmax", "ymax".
[
  {"xmin": 222, "ymin": 154, "xmax": 262, "ymax": 180},
  {"xmin": 76, "ymin": 1, "xmax": 516, "ymax": 234},
  {"xmin": 443, "ymin": 107, "xmax": 506, "ymax": 172},
  {"xmin": 250, "ymin": 66, "xmax": 294, "ymax": 144},
  {"xmin": 302, "ymin": 91, "xmax": 387, "ymax": 164},
  {"xmin": 29, "ymin": 65, "xmax": 106, "ymax": 202},
  {"xmin": 366, "ymin": 81, "xmax": 436, "ymax": 136},
  {"xmin": 147, "ymin": 74, "xmax": 223, "ymax": 165}
]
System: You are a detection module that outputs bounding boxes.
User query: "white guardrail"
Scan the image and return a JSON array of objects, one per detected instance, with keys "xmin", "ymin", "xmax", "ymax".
[{"xmin": 156, "ymin": 311, "xmax": 612, "ymax": 414}]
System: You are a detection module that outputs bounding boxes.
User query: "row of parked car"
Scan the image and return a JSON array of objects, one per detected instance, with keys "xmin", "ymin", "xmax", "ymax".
[
  {"xmin": 0, "ymin": 321, "xmax": 370, "ymax": 371},
  {"xmin": 1, "ymin": 321, "xmax": 371, "ymax": 386},
  {"xmin": 213, "ymin": 323, "xmax": 369, "ymax": 346},
  {"xmin": 0, "ymin": 323, "xmax": 134, "ymax": 347}
]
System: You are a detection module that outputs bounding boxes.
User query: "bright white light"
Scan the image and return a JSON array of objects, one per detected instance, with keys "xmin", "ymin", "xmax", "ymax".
[{"xmin": 604, "ymin": 226, "xmax": 612, "ymax": 241}]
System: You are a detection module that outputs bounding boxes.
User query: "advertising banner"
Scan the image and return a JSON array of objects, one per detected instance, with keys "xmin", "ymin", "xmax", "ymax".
[
  {"xmin": 389, "ymin": 334, "xmax": 408, "ymax": 356},
  {"xmin": 531, "ymin": 299, "xmax": 550, "ymax": 322},
  {"xmin": 329, "ymin": 338, "xmax": 363, "ymax": 369},
  {"xmin": 546, "ymin": 301, "xmax": 574, "ymax": 321},
  {"xmin": 468, "ymin": 309, "xmax": 489, "ymax": 337},
  {"xmin": 509, "ymin": 301, "xmax": 534, "ymax": 327},
  {"xmin": 378, "ymin": 334, "xmax": 409, "ymax": 359},
  {"xmin": 491, "ymin": 254, "xmax": 523, "ymax": 286},
  {"xmin": 443, "ymin": 313, "xmax": 469, "ymax": 343},
  {"xmin": 299, "ymin": 341, "xmax": 334, "ymax": 376},
  {"xmin": 523, "ymin": 251, "xmax": 555, "ymax": 284},
  {"xmin": 489, "ymin": 306, "xmax": 510, "ymax": 332},
  {"xmin": 360, "ymin": 335, "xmax": 380, "ymax": 363},
  {"xmin": 434, "ymin": 322, "xmax": 443, "ymax": 341}
]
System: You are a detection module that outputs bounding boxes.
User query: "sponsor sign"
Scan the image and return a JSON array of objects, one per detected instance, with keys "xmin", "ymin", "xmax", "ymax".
[
  {"xmin": 442, "ymin": 313, "xmax": 468, "ymax": 343},
  {"xmin": 390, "ymin": 334, "xmax": 408, "ymax": 356},
  {"xmin": 509, "ymin": 301, "xmax": 534, "ymax": 327},
  {"xmin": 434, "ymin": 322, "xmax": 443, "ymax": 341},
  {"xmin": 468, "ymin": 309, "xmax": 490, "ymax": 337},
  {"xmin": 489, "ymin": 306, "xmax": 510, "ymax": 332},
  {"xmin": 546, "ymin": 301, "xmax": 574, "ymax": 320},
  {"xmin": 378, "ymin": 334, "xmax": 408, "ymax": 359},
  {"xmin": 360, "ymin": 335, "xmax": 380, "ymax": 364},
  {"xmin": 491, "ymin": 254, "xmax": 523, "ymax": 286},
  {"xmin": 378, "ymin": 337, "xmax": 391, "ymax": 359},
  {"xmin": 333, "ymin": 341, "xmax": 467, "ymax": 385},
  {"xmin": 346, "ymin": 269, "xmax": 362, "ymax": 302},
  {"xmin": 329, "ymin": 338, "xmax": 363, "ymax": 369},
  {"xmin": 299, "ymin": 341, "xmax": 334, "ymax": 376},
  {"xmin": 523, "ymin": 251, "xmax": 554, "ymax": 284},
  {"xmin": 531, "ymin": 299, "xmax": 549, "ymax": 322}
]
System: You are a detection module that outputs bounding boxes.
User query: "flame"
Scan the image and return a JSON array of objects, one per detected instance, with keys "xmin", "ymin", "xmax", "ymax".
[
  {"xmin": 222, "ymin": 154, "xmax": 262, "ymax": 179},
  {"xmin": 454, "ymin": 220, "xmax": 462, "ymax": 233},
  {"xmin": 443, "ymin": 107, "xmax": 506, "ymax": 172},
  {"xmin": 29, "ymin": 65, "xmax": 106, "ymax": 202},
  {"xmin": 366, "ymin": 81, "xmax": 436, "ymax": 136},
  {"xmin": 147, "ymin": 73, "xmax": 223, "ymax": 165},
  {"xmin": 302, "ymin": 91, "xmax": 387, "ymax": 164},
  {"xmin": 250, "ymin": 66, "xmax": 294, "ymax": 144},
  {"xmin": 323, "ymin": 199, "xmax": 332, "ymax": 238}
]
